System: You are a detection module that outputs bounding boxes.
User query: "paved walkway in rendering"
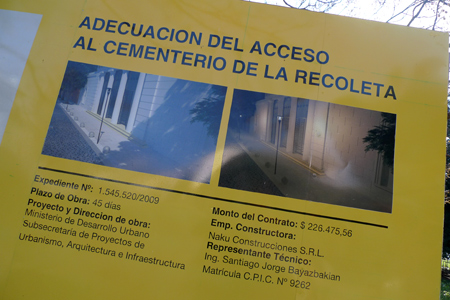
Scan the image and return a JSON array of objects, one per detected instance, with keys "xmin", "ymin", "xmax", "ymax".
[
  {"xmin": 42, "ymin": 102, "xmax": 212, "ymax": 182},
  {"xmin": 42, "ymin": 104, "xmax": 103, "ymax": 164},
  {"xmin": 219, "ymin": 133, "xmax": 392, "ymax": 213}
]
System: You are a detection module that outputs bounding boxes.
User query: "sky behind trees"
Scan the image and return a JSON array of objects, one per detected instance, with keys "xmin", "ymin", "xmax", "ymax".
[{"xmin": 248, "ymin": 0, "xmax": 450, "ymax": 32}]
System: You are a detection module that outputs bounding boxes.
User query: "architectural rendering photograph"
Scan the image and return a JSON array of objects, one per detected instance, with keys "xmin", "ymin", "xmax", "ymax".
[
  {"xmin": 219, "ymin": 89, "xmax": 396, "ymax": 213},
  {"xmin": 42, "ymin": 61, "xmax": 226, "ymax": 183}
]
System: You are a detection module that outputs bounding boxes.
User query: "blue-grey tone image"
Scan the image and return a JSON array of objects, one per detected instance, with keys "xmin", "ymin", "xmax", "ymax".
[
  {"xmin": 42, "ymin": 61, "xmax": 226, "ymax": 183},
  {"xmin": 219, "ymin": 89, "xmax": 395, "ymax": 212}
]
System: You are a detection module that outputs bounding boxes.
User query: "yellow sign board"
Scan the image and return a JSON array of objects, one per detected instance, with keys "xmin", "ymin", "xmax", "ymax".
[{"xmin": 0, "ymin": 0, "xmax": 448, "ymax": 299}]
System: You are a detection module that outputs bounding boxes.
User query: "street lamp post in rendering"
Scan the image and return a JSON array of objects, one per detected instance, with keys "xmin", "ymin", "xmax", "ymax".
[{"xmin": 274, "ymin": 116, "xmax": 282, "ymax": 175}]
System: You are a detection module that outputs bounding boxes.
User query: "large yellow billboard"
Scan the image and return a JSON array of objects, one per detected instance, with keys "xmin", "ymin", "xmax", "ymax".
[{"xmin": 0, "ymin": 0, "xmax": 448, "ymax": 299}]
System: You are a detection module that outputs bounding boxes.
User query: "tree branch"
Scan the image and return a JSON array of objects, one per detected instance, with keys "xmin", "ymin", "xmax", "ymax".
[
  {"xmin": 432, "ymin": 0, "xmax": 441, "ymax": 30},
  {"xmin": 283, "ymin": 0, "xmax": 297, "ymax": 9},
  {"xmin": 283, "ymin": 0, "xmax": 344, "ymax": 11},
  {"xmin": 386, "ymin": 1, "xmax": 417, "ymax": 23},
  {"xmin": 407, "ymin": 0, "xmax": 428, "ymax": 26}
]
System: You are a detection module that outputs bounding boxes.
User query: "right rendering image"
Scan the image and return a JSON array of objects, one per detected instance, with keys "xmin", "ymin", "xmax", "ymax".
[{"xmin": 219, "ymin": 89, "xmax": 396, "ymax": 213}]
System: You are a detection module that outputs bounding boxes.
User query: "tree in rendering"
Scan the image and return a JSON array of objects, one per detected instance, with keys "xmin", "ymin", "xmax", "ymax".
[
  {"xmin": 59, "ymin": 61, "xmax": 96, "ymax": 103},
  {"xmin": 362, "ymin": 112, "xmax": 396, "ymax": 168},
  {"xmin": 189, "ymin": 85, "xmax": 227, "ymax": 138}
]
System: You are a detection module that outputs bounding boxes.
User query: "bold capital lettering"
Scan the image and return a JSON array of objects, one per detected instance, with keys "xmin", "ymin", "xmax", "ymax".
[
  {"xmin": 361, "ymin": 81, "xmax": 372, "ymax": 95},
  {"xmin": 143, "ymin": 25, "xmax": 154, "ymax": 38},
  {"xmin": 157, "ymin": 27, "xmax": 169, "ymax": 40},
  {"xmin": 104, "ymin": 40, "xmax": 116, "ymax": 54},
  {"xmin": 247, "ymin": 62, "xmax": 257, "ymax": 76},
  {"xmin": 264, "ymin": 65, "xmax": 274, "ymax": 79},
  {"xmin": 278, "ymin": 45, "xmax": 289, "ymax": 58},
  {"xmin": 232, "ymin": 60, "xmax": 245, "ymax": 74},
  {"xmin": 86, "ymin": 37, "xmax": 97, "ymax": 51},
  {"xmin": 309, "ymin": 72, "xmax": 320, "ymax": 86},
  {"xmin": 73, "ymin": 36, "xmax": 86, "ymax": 49},
  {"xmin": 384, "ymin": 86, "xmax": 397, "ymax": 100},
  {"xmin": 322, "ymin": 74, "xmax": 334, "ymax": 88},
  {"xmin": 208, "ymin": 34, "xmax": 220, "ymax": 48},
  {"xmin": 295, "ymin": 70, "xmax": 307, "ymax": 83},
  {"xmin": 233, "ymin": 38, "xmax": 243, "ymax": 52},
  {"xmin": 304, "ymin": 49, "xmax": 315, "ymax": 62},
  {"xmin": 264, "ymin": 43, "xmax": 276, "ymax": 56},
  {"xmin": 79, "ymin": 16, "xmax": 91, "ymax": 29},
  {"xmin": 118, "ymin": 22, "xmax": 130, "ymax": 35},
  {"xmin": 105, "ymin": 20, "xmax": 118, "ymax": 33},
  {"xmin": 275, "ymin": 67, "xmax": 288, "ymax": 81},
  {"xmin": 249, "ymin": 41, "xmax": 262, "ymax": 55},
  {"xmin": 317, "ymin": 51, "xmax": 330, "ymax": 64},
  {"xmin": 373, "ymin": 83, "xmax": 384, "ymax": 97},
  {"xmin": 222, "ymin": 36, "xmax": 233, "ymax": 50},
  {"xmin": 350, "ymin": 79, "xmax": 360, "ymax": 93},
  {"xmin": 92, "ymin": 18, "xmax": 105, "ymax": 30},
  {"xmin": 336, "ymin": 77, "xmax": 348, "ymax": 90}
]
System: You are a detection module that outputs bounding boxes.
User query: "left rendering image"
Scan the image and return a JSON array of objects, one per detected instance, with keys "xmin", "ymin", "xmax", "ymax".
[{"xmin": 42, "ymin": 61, "xmax": 227, "ymax": 183}]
